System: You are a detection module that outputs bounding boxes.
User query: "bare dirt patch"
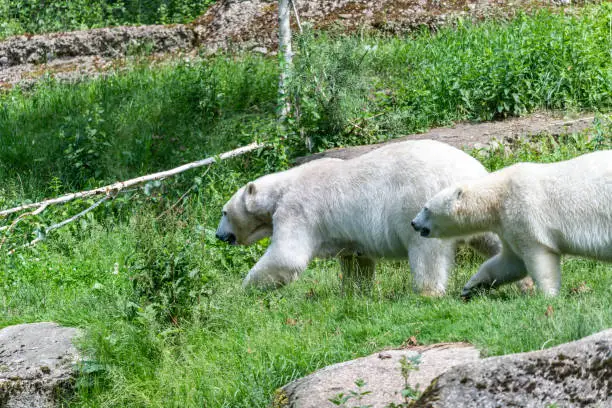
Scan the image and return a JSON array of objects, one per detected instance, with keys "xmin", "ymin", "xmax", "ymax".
[{"xmin": 295, "ymin": 112, "xmax": 596, "ymax": 164}]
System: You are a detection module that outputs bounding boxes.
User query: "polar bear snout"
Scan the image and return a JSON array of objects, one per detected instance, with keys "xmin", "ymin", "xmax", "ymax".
[
  {"xmin": 215, "ymin": 215, "xmax": 238, "ymax": 245},
  {"xmin": 410, "ymin": 220, "xmax": 429, "ymax": 236},
  {"xmin": 216, "ymin": 231, "xmax": 237, "ymax": 245},
  {"xmin": 411, "ymin": 211, "xmax": 432, "ymax": 237}
]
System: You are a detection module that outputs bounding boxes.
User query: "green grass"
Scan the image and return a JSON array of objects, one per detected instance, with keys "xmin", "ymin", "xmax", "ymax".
[
  {"xmin": 1, "ymin": 131, "xmax": 610, "ymax": 408},
  {"xmin": 0, "ymin": 0, "xmax": 215, "ymax": 39},
  {"xmin": 1, "ymin": 5, "xmax": 612, "ymax": 407}
]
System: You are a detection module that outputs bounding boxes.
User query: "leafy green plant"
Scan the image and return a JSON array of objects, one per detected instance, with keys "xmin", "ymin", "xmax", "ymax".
[
  {"xmin": 329, "ymin": 379, "xmax": 372, "ymax": 408},
  {"xmin": 127, "ymin": 213, "xmax": 211, "ymax": 325},
  {"xmin": 385, "ymin": 355, "xmax": 421, "ymax": 407}
]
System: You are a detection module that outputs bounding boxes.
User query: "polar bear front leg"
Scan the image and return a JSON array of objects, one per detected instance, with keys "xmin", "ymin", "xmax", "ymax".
[
  {"xmin": 462, "ymin": 245, "xmax": 527, "ymax": 298},
  {"xmin": 521, "ymin": 249, "xmax": 561, "ymax": 297},
  {"xmin": 242, "ymin": 237, "xmax": 313, "ymax": 289},
  {"xmin": 409, "ymin": 239, "xmax": 455, "ymax": 296}
]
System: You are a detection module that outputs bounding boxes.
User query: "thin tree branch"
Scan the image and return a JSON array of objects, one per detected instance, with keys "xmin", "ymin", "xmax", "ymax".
[
  {"xmin": 0, "ymin": 204, "xmax": 48, "ymax": 250},
  {"xmin": 291, "ymin": 0, "xmax": 302, "ymax": 34},
  {"xmin": 47, "ymin": 195, "xmax": 110, "ymax": 234},
  {"xmin": 155, "ymin": 164, "xmax": 212, "ymax": 221},
  {"xmin": 9, "ymin": 195, "xmax": 110, "ymax": 254},
  {"xmin": 0, "ymin": 142, "xmax": 265, "ymax": 218}
]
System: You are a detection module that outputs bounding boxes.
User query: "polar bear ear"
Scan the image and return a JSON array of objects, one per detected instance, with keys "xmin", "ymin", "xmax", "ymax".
[
  {"xmin": 455, "ymin": 187, "xmax": 463, "ymax": 200},
  {"xmin": 244, "ymin": 182, "xmax": 258, "ymax": 213},
  {"xmin": 246, "ymin": 182, "xmax": 257, "ymax": 196}
]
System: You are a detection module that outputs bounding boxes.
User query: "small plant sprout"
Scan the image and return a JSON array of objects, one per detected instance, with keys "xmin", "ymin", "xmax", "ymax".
[{"xmin": 329, "ymin": 378, "xmax": 372, "ymax": 408}]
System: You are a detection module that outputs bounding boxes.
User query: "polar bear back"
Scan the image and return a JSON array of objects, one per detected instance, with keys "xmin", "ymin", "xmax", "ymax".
[
  {"xmin": 275, "ymin": 140, "xmax": 488, "ymax": 259},
  {"xmin": 498, "ymin": 150, "xmax": 612, "ymax": 260}
]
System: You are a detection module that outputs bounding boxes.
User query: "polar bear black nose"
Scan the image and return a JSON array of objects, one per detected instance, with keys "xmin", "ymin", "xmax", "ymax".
[{"xmin": 216, "ymin": 232, "xmax": 237, "ymax": 244}]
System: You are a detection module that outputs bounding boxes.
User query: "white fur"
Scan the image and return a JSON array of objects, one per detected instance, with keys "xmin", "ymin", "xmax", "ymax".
[
  {"xmin": 413, "ymin": 150, "xmax": 612, "ymax": 296},
  {"xmin": 216, "ymin": 140, "xmax": 500, "ymax": 295}
]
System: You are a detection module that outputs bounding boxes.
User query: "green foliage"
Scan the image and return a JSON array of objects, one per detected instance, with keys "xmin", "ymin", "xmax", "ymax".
[
  {"xmin": 0, "ymin": 0, "xmax": 215, "ymax": 39},
  {"xmin": 127, "ymin": 213, "xmax": 212, "ymax": 324},
  {"xmin": 290, "ymin": 5, "xmax": 612, "ymax": 152}
]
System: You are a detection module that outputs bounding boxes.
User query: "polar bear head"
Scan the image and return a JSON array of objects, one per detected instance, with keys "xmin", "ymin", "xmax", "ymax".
[
  {"xmin": 411, "ymin": 185, "xmax": 469, "ymax": 238},
  {"xmin": 215, "ymin": 181, "xmax": 275, "ymax": 246}
]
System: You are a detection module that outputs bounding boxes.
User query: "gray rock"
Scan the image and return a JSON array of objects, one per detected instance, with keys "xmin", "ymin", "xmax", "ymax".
[
  {"xmin": 0, "ymin": 322, "xmax": 81, "ymax": 408},
  {"xmin": 274, "ymin": 343, "xmax": 480, "ymax": 408},
  {"xmin": 0, "ymin": 25, "xmax": 196, "ymax": 68},
  {"xmin": 415, "ymin": 329, "xmax": 612, "ymax": 408}
]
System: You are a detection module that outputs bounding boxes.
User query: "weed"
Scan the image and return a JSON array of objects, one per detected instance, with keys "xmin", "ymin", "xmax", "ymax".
[{"xmin": 329, "ymin": 379, "xmax": 372, "ymax": 408}]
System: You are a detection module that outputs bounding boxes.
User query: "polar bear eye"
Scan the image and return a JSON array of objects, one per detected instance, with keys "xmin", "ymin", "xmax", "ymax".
[
  {"xmin": 222, "ymin": 210, "xmax": 227, "ymax": 217},
  {"xmin": 424, "ymin": 207, "xmax": 429, "ymax": 213}
]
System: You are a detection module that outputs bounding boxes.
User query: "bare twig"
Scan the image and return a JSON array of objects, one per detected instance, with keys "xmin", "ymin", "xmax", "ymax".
[
  {"xmin": 291, "ymin": 0, "xmax": 303, "ymax": 34},
  {"xmin": 0, "ymin": 142, "xmax": 265, "ymax": 218},
  {"xmin": 155, "ymin": 164, "xmax": 212, "ymax": 220},
  {"xmin": 155, "ymin": 185, "xmax": 195, "ymax": 220},
  {"xmin": 46, "ymin": 195, "xmax": 110, "ymax": 234}
]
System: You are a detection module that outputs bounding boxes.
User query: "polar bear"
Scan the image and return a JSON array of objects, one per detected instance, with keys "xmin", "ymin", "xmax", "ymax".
[
  {"xmin": 411, "ymin": 150, "xmax": 612, "ymax": 297},
  {"xmin": 215, "ymin": 139, "xmax": 501, "ymax": 295}
]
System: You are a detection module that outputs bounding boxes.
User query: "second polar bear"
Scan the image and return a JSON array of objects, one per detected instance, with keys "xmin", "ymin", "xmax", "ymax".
[
  {"xmin": 215, "ymin": 139, "xmax": 500, "ymax": 295},
  {"xmin": 411, "ymin": 150, "xmax": 612, "ymax": 297}
]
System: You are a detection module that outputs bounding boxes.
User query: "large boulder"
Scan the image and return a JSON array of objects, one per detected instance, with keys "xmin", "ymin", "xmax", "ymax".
[
  {"xmin": 0, "ymin": 322, "xmax": 81, "ymax": 408},
  {"xmin": 273, "ymin": 343, "xmax": 480, "ymax": 408},
  {"xmin": 415, "ymin": 329, "xmax": 612, "ymax": 408}
]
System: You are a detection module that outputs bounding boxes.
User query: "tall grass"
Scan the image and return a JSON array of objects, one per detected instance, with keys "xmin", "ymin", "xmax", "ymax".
[
  {"xmin": 0, "ymin": 56, "xmax": 278, "ymax": 196},
  {"xmin": 292, "ymin": 5, "xmax": 612, "ymax": 148}
]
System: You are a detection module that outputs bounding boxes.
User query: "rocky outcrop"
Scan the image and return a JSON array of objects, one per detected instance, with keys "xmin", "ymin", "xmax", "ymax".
[
  {"xmin": 0, "ymin": 322, "xmax": 81, "ymax": 408},
  {"xmin": 414, "ymin": 329, "xmax": 612, "ymax": 408},
  {"xmin": 0, "ymin": 24, "xmax": 196, "ymax": 69},
  {"xmin": 275, "ymin": 329, "xmax": 611, "ymax": 408},
  {"xmin": 274, "ymin": 343, "xmax": 481, "ymax": 408}
]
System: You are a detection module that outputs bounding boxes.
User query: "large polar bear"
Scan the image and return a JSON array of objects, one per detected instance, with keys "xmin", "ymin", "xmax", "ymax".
[
  {"xmin": 215, "ymin": 139, "xmax": 500, "ymax": 296},
  {"xmin": 411, "ymin": 150, "xmax": 612, "ymax": 297}
]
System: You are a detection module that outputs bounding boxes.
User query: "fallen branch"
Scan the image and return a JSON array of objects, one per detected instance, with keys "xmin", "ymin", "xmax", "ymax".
[{"xmin": 0, "ymin": 142, "xmax": 265, "ymax": 218}]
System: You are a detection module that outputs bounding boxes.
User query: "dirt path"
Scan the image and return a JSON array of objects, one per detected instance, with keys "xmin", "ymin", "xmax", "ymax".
[
  {"xmin": 0, "ymin": 0, "xmax": 571, "ymax": 88},
  {"xmin": 295, "ymin": 113, "xmax": 596, "ymax": 164}
]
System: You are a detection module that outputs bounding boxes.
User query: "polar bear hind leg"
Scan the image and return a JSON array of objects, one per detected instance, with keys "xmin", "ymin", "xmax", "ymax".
[{"xmin": 461, "ymin": 246, "xmax": 528, "ymax": 299}]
